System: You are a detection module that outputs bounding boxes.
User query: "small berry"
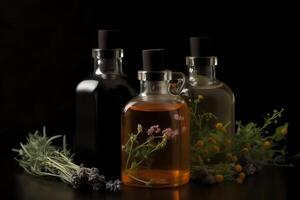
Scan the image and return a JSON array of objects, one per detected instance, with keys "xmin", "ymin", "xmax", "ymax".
[
  {"xmin": 215, "ymin": 122, "xmax": 223, "ymax": 129},
  {"xmin": 197, "ymin": 95, "xmax": 204, "ymax": 101},
  {"xmin": 194, "ymin": 96, "xmax": 203, "ymax": 103},
  {"xmin": 226, "ymin": 153, "xmax": 233, "ymax": 159},
  {"xmin": 238, "ymin": 172, "xmax": 246, "ymax": 179},
  {"xmin": 236, "ymin": 177, "xmax": 244, "ymax": 184},
  {"xmin": 281, "ymin": 127, "xmax": 288, "ymax": 136},
  {"xmin": 263, "ymin": 141, "xmax": 272, "ymax": 149},
  {"xmin": 196, "ymin": 140, "xmax": 204, "ymax": 148},
  {"xmin": 227, "ymin": 153, "xmax": 237, "ymax": 162},
  {"xmin": 212, "ymin": 145, "xmax": 220, "ymax": 153},
  {"xmin": 215, "ymin": 174, "xmax": 224, "ymax": 183},
  {"xmin": 232, "ymin": 155, "xmax": 238, "ymax": 162},
  {"xmin": 234, "ymin": 164, "xmax": 243, "ymax": 173},
  {"xmin": 215, "ymin": 123, "xmax": 226, "ymax": 132}
]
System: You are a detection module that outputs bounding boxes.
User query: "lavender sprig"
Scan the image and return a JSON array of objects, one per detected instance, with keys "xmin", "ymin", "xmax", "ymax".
[
  {"xmin": 106, "ymin": 179, "xmax": 122, "ymax": 191},
  {"xmin": 12, "ymin": 127, "xmax": 121, "ymax": 191}
]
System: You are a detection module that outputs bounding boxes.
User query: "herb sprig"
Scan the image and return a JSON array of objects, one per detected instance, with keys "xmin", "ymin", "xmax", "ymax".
[
  {"xmin": 122, "ymin": 124, "xmax": 179, "ymax": 186},
  {"xmin": 189, "ymin": 96, "xmax": 291, "ymax": 184},
  {"xmin": 12, "ymin": 127, "xmax": 121, "ymax": 191}
]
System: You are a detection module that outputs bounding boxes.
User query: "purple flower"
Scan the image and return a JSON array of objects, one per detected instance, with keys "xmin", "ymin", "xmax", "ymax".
[
  {"xmin": 174, "ymin": 114, "xmax": 184, "ymax": 121},
  {"xmin": 71, "ymin": 165, "xmax": 107, "ymax": 191},
  {"xmin": 163, "ymin": 128, "xmax": 179, "ymax": 139},
  {"xmin": 147, "ymin": 125, "xmax": 161, "ymax": 135},
  {"xmin": 106, "ymin": 179, "xmax": 122, "ymax": 191},
  {"xmin": 71, "ymin": 173, "xmax": 81, "ymax": 189},
  {"xmin": 245, "ymin": 164, "xmax": 256, "ymax": 175}
]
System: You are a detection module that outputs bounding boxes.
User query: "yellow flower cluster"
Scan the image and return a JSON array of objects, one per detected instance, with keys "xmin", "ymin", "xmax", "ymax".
[
  {"xmin": 215, "ymin": 122, "xmax": 227, "ymax": 133},
  {"xmin": 194, "ymin": 95, "xmax": 204, "ymax": 103}
]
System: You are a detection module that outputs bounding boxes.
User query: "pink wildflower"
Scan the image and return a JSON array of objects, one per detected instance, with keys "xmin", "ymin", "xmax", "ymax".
[
  {"xmin": 147, "ymin": 125, "xmax": 161, "ymax": 135},
  {"xmin": 163, "ymin": 128, "xmax": 179, "ymax": 139}
]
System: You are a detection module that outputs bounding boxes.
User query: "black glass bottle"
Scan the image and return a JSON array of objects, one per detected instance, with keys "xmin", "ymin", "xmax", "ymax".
[{"xmin": 74, "ymin": 30, "xmax": 136, "ymax": 179}]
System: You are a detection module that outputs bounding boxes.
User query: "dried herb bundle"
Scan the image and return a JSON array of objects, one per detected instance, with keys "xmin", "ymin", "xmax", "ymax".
[{"xmin": 12, "ymin": 127, "xmax": 121, "ymax": 191}]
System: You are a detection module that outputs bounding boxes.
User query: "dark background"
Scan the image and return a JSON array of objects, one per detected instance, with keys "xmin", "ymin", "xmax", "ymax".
[{"xmin": 0, "ymin": 1, "xmax": 298, "ymax": 154}]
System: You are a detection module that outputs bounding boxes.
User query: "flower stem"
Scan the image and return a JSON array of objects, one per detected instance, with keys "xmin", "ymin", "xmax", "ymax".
[{"xmin": 126, "ymin": 171, "xmax": 152, "ymax": 186}]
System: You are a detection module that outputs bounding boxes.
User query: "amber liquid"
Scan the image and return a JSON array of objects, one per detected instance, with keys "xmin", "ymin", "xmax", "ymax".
[{"xmin": 121, "ymin": 100, "xmax": 190, "ymax": 187}]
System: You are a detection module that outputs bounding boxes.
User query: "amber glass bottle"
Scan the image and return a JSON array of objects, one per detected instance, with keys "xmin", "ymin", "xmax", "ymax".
[
  {"xmin": 74, "ymin": 30, "xmax": 136, "ymax": 179},
  {"xmin": 121, "ymin": 49, "xmax": 190, "ymax": 188}
]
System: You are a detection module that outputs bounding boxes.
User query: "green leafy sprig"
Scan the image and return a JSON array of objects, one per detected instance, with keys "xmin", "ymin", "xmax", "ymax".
[
  {"xmin": 189, "ymin": 96, "xmax": 291, "ymax": 184},
  {"xmin": 12, "ymin": 127, "xmax": 121, "ymax": 191}
]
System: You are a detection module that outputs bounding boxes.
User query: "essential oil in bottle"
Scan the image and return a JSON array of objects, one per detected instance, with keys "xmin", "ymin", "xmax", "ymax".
[
  {"xmin": 121, "ymin": 49, "xmax": 190, "ymax": 187},
  {"xmin": 182, "ymin": 37, "xmax": 235, "ymax": 134}
]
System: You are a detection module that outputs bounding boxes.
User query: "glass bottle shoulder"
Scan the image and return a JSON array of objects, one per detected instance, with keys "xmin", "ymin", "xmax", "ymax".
[
  {"xmin": 76, "ymin": 74, "xmax": 136, "ymax": 96},
  {"xmin": 76, "ymin": 79, "xmax": 99, "ymax": 93},
  {"xmin": 184, "ymin": 79, "xmax": 235, "ymax": 103},
  {"xmin": 123, "ymin": 94, "xmax": 187, "ymax": 113}
]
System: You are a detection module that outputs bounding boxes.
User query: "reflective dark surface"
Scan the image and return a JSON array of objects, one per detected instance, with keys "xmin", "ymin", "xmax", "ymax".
[{"xmin": 1, "ymin": 134, "xmax": 296, "ymax": 200}]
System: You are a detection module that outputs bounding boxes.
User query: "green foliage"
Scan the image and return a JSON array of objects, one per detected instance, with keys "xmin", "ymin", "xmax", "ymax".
[
  {"xmin": 189, "ymin": 98, "xmax": 291, "ymax": 184},
  {"xmin": 12, "ymin": 128, "xmax": 77, "ymax": 183},
  {"xmin": 12, "ymin": 127, "xmax": 121, "ymax": 191}
]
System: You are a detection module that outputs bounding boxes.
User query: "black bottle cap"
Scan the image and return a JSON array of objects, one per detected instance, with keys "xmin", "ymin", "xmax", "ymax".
[
  {"xmin": 190, "ymin": 37, "xmax": 214, "ymax": 57},
  {"xmin": 142, "ymin": 49, "xmax": 166, "ymax": 71},
  {"xmin": 98, "ymin": 30, "xmax": 121, "ymax": 49}
]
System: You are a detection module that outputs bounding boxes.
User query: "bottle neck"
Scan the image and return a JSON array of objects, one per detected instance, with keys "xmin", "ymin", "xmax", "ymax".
[
  {"xmin": 186, "ymin": 56, "xmax": 217, "ymax": 86},
  {"xmin": 138, "ymin": 70, "xmax": 172, "ymax": 96},
  {"xmin": 92, "ymin": 49, "xmax": 124, "ymax": 76},
  {"xmin": 140, "ymin": 81, "xmax": 169, "ymax": 96}
]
